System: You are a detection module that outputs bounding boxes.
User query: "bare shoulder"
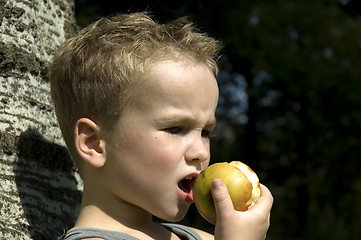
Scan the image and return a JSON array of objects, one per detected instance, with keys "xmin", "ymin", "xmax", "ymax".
[{"xmin": 191, "ymin": 227, "xmax": 213, "ymax": 240}]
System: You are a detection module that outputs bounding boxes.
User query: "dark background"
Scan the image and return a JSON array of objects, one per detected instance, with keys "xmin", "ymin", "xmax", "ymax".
[{"xmin": 74, "ymin": 1, "xmax": 361, "ymax": 239}]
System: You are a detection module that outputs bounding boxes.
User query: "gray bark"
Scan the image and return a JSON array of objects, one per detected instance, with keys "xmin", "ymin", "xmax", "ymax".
[{"xmin": 0, "ymin": 0, "xmax": 82, "ymax": 239}]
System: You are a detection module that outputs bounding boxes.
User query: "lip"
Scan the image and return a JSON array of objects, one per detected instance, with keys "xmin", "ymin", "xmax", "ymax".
[{"xmin": 178, "ymin": 172, "xmax": 199, "ymax": 203}]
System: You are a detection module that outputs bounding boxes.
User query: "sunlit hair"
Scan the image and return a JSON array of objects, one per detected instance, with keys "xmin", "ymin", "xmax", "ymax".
[{"xmin": 49, "ymin": 12, "xmax": 222, "ymax": 164}]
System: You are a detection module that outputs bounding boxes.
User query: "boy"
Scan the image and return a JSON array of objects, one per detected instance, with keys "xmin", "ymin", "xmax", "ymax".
[{"xmin": 49, "ymin": 12, "xmax": 273, "ymax": 240}]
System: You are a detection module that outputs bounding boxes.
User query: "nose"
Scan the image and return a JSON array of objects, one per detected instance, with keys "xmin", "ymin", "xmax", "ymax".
[{"xmin": 185, "ymin": 134, "xmax": 210, "ymax": 164}]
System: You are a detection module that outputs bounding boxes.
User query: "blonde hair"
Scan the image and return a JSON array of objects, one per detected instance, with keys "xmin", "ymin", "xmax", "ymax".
[{"xmin": 49, "ymin": 12, "xmax": 222, "ymax": 163}]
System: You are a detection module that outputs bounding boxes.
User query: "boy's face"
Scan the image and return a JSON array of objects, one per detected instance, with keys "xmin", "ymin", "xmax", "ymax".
[{"xmin": 101, "ymin": 59, "xmax": 219, "ymax": 222}]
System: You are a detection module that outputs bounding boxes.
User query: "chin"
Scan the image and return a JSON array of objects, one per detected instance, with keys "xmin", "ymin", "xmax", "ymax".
[{"xmin": 156, "ymin": 206, "xmax": 189, "ymax": 222}]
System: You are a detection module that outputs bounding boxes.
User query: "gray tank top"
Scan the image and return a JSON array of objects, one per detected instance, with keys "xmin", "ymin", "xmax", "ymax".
[{"xmin": 63, "ymin": 223, "xmax": 203, "ymax": 240}]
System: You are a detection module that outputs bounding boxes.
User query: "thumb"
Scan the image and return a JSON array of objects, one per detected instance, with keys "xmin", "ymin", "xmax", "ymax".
[{"xmin": 211, "ymin": 178, "xmax": 235, "ymax": 223}]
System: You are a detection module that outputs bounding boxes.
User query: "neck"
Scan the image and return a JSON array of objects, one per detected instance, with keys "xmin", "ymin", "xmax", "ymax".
[{"xmin": 75, "ymin": 184, "xmax": 154, "ymax": 232}]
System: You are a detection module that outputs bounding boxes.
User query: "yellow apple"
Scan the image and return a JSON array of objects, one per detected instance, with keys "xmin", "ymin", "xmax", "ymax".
[{"xmin": 193, "ymin": 161, "xmax": 261, "ymax": 224}]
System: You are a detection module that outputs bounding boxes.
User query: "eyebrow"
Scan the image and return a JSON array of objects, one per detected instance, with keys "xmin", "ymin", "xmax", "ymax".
[{"xmin": 156, "ymin": 114, "xmax": 217, "ymax": 129}]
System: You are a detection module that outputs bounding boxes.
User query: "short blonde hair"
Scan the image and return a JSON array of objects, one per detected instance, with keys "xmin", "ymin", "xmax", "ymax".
[{"xmin": 49, "ymin": 12, "xmax": 222, "ymax": 163}]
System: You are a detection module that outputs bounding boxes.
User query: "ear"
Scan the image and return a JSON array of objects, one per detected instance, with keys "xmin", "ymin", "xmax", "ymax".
[{"xmin": 74, "ymin": 118, "xmax": 106, "ymax": 168}]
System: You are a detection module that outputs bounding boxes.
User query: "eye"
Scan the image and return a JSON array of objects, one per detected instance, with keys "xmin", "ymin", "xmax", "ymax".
[
  {"xmin": 202, "ymin": 129, "xmax": 215, "ymax": 138},
  {"xmin": 164, "ymin": 126, "xmax": 184, "ymax": 134}
]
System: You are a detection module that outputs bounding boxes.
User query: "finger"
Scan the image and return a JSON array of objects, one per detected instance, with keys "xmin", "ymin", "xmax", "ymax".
[
  {"xmin": 249, "ymin": 184, "xmax": 273, "ymax": 213},
  {"xmin": 211, "ymin": 178, "xmax": 234, "ymax": 223}
]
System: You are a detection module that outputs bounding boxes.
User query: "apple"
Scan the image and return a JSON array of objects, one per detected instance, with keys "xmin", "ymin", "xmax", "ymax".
[{"xmin": 193, "ymin": 161, "xmax": 261, "ymax": 224}]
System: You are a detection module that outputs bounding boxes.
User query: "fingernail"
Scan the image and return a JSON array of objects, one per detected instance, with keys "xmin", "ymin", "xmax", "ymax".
[{"xmin": 212, "ymin": 178, "xmax": 224, "ymax": 189}]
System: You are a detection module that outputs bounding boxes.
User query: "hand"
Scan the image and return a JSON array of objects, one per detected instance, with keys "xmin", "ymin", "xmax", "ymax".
[{"xmin": 211, "ymin": 179, "xmax": 273, "ymax": 240}]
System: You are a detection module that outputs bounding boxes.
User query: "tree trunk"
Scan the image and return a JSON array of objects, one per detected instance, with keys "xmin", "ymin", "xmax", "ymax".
[{"xmin": 0, "ymin": 0, "xmax": 82, "ymax": 239}]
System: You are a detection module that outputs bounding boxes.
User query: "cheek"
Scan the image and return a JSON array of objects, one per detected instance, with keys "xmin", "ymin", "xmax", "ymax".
[
  {"xmin": 129, "ymin": 133, "xmax": 183, "ymax": 170},
  {"xmin": 147, "ymin": 139, "xmax": 183, "ymax": 168}
]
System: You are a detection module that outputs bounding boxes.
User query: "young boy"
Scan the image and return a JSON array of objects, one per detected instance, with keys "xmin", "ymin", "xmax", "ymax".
[{"xmin": 49, "ymin": 12, "xmax": 273, "ymax": 240}]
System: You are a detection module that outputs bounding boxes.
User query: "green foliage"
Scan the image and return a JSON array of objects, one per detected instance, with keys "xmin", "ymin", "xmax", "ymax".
[{"xmin": 207, "ymin": 1, "xmax": 361, "ymax": 239}]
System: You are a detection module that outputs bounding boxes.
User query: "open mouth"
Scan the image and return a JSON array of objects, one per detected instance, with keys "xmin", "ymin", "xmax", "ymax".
[{"xmin": 178, "ymin": 176, "xmax": 196, "ymax": 194}]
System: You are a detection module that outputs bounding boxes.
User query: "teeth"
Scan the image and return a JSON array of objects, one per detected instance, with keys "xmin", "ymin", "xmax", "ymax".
[
  {"xmin": 178, "ymin": 176, "xmax": 194, "ymax": 194},
  {"xmin": 180, "ymin": 186, "xmax": 189, "ymax": 193}
]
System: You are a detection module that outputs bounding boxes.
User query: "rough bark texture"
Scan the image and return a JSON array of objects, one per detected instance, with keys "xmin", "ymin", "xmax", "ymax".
[{"xmin": 0, "ymin": 0, "xmax": 82, "ymax": 239}]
